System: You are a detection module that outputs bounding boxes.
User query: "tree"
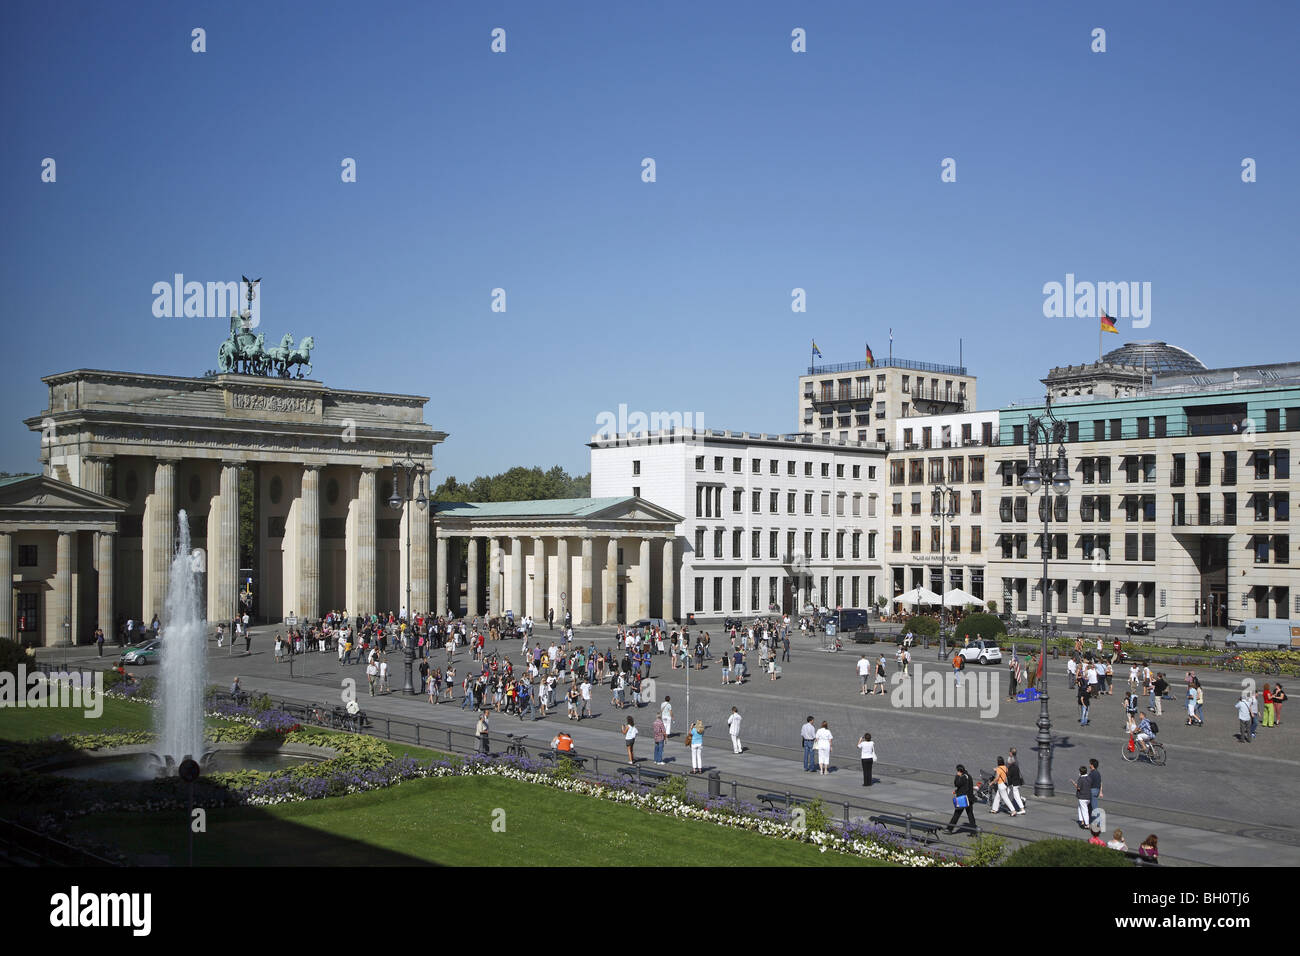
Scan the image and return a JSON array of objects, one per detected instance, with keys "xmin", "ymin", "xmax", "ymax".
[{"xmin": 431, "ymin": 466, "xmax": 591, "ymax": 503}]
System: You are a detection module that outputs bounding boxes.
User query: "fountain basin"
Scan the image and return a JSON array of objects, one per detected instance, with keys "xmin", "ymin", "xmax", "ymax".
[{"xmin": 36, "ymin": 742, "xmax": 337, "ymax": 782}]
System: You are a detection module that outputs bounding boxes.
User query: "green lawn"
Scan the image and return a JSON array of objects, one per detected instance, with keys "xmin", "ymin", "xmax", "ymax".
[
  {"xmin": 0, "ymin": 694, "xmax": 155, "ymax": 740},
  {"xmin": 66, "ymin": 775, "xmax": 887, "ymax": 866}
]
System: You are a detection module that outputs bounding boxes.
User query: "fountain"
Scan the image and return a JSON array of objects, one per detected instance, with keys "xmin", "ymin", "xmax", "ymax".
[{"xmin": 154, "ymin": 510, "xmax": 210, "ymax": 774}]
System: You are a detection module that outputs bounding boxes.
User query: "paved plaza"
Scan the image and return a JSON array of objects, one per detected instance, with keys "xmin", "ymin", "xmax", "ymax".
[{"xmin": 48, "ymin": 625, "xmax": 1300, "ymax": 866}]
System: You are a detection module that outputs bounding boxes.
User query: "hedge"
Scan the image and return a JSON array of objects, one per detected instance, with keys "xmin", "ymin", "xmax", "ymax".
[
  {"xmin": 952, "ymin": 613, "xmax": 1005, "ymax": 643},
  {"xmin": 1003, "ymin": 838, "xmax": 1131, "ymax": 867}
]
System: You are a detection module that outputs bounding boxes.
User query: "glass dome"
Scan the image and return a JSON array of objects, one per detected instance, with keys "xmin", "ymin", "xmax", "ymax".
[{"xmin": 1101, "ymin": 341, "xmax": 1206, "ymax": 374}]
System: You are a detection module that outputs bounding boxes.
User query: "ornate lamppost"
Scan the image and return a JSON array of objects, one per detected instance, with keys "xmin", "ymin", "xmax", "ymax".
[
  {"xmin": 932, "ymin": 484, "xmax": 956, "ymax": 647},
  {"xmin": 387, "ymin": 455, "xmax": 427, "ymax": 695},
  {"xmin": 1019, "ymin": 402, "xmax": 1071, "ymax": 797}
]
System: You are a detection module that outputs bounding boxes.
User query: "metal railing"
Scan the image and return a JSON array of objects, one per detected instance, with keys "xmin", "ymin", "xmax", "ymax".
[
  {"xmin": 807, "ymin": 358, "xmax": 968, "ymax": 376},
  {"xmin": 0, "ymin": 817, "xmax": 119, "ymax": 867}
]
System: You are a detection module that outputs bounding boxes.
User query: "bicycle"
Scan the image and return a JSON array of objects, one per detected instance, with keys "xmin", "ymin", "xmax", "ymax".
[
  {"xmin": 504, "ymin": 734, "xmax": 530, "ymax": 759},
  {"xmin": 1121, "ymin": 734, "xmax": 1166, "ymax": 766}
]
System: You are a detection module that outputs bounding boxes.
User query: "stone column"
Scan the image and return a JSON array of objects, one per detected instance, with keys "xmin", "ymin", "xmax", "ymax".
[
  {"xmin": 409, "ymin": 499, "xmax": 431, "ymax": 615},
  {"xmin": 299, "ymin": 465, "xmax": 321, "ymax": 620},
  {"xmin": 604, "ymin": 537, "xmax": 619, "ymax": 625},
  {"xmin": 488, "ymin": 537, "xmax": 501, "ymax": 616},
  {"xmin": 531, "ymin": 536, "xmax": 547, "ymax": 621},
  {"xmin": 467, "ymin": 537, "xmax": 480, "ymax": 618},
  {"xmin": 638, "ymin": 536, "xmax": 651, "ymax": 621},
  {"xmin": 556, "ymin": 536, "xmax": 570, "ymax": 621},
  {"xmin": 97, "ymin": 531, "xmax": 115, "ymax": 639},
  {"xmin": 435, "ymin": 532, "xmax": 449, "ymax": 617},
  {"xmin": 579, "ymin": 534, "xmax": 594, "ymax": 625},
  {"xmin": 207, "ymin": 461, "xmax": 239, "ymax": 626},
  {"xmin": 51, "ymin": 531, "xmax": 74, "ymax": 647},
  {"xmin": 509, "ymin": 536, "xmax": 523, "ymax": 617},
  {"xmin": 81, "ymin": 457, "xmax": 108, "ymax": 496},
  {"xmin": 142, "ymin": 458, "xmax": 176, "ymax": 622},
  {"xmin": 661, "ymin": 535, "xmax": 675, "ymax": 622},
  {"xmin": 354, "ymin": 468, "xmax": 377, "ymax": 616},
  {"xmin": 0, "ymin": 532, "xmax": 12, "ymax": 640}
]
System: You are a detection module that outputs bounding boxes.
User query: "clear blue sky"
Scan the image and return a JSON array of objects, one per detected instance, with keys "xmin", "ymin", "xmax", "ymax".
[{"xmin": 2, "ymin": 0, "xmax": 1295, "ymax": 482}]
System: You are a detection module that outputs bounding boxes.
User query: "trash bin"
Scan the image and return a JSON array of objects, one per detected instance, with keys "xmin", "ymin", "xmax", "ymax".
[
  {"xmin": 707, "ymin": 770, "xmax": 721, "ymax": 798},
  {"xmin": 826, "ymin": 622, "xmax": 837, "ymax": 636},
  {"xmin": 687, "ymin": 612, "xmax": 696, "ymax": 625}
]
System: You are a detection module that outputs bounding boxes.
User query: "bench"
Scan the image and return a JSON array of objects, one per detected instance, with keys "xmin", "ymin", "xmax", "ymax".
[
  {"xmin": 1125, "ymin": 849, "xmax": 1159, "ymax": 867},
  {"xmin": 618, "ymin": 764, "xmax": 670, "ymax": 784},
  {"xmin": 868, "ymin": 813, "xmax": 945, "ymax": 843},
  {"xmin": 538, "ymin": 750, "xmax": 589, "ymax": 769},
  {"xmin": 756, "ymin": 792, "xmax": 813, "ymax": 812}
]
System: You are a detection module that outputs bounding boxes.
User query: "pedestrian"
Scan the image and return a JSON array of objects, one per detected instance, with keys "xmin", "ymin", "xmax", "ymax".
[
  {"xmin": 1247, "ymin": 689, "xmax": 1259, "ymax": 739},
  {"xmin": 1087, "ymin": 758, "xmax": 1102, "ymax": 820},
  {"xmin": 1187, "ymin": 681, "xmax": 1203, "ymax": 726},
  {"xmin": 1074, "ymin": 766, "xmax": 1092, "ymax": 828},
  {"xmin": 721, "ymin": 653, "xmax": 731, "ymax": 684},
  {"xmin": 945, "ymin": 764, "xmax": 977, "ymax": 833},
  {"xmin": 1007, "ymin": 654, "xmax": 1019, "ymax": 700},
  {"xmin": 1235, "ymin": 694, "xmax": 1252, "ymax": 743},
  {"xmin": 95, "ymin": 625, "xmax": 105, "ymax": 657},
  {"xmin": 1006, "ymin": 747, "xmax": 1026, "ymax": 814},
  {"xmin": 652, "ymin": 714, "xmax": 666, "ymax": 764},
  {"xmin": 727, "ymin": 706, "xmax": 743, "ymax": 754},
  {"xmin": 477, "ymin": 710, "xmax": 490, "ymax": 753},
  {"xmin": 660, "ymin": 695, "xmax": 672, "ymax": 736},
  {"xmin": 689, "ymin": 719, "xmax": 704, "ymax": 773},
  {"xmin": 1078, "ymin": 681, "xmax": 1091, "ymax": 726},
  {"xmin": 244, "ymin": 629, "xmax": 252, "ymax": 656},
  {"xmin": 580, "ymin": 678, "xmax": 592, "ymax": 719},
  {"xmin": 782, "ymin": 633, "xmax": 790, "ymax": 662},
  {"xmin": 366, "ymin": 659, "xmax": 378, "ymax": 696},
  {"xmin": 953, "ymin": 650, "xmax": 965, "ymax": 688},
  {"xmin": 857, "ymin": 654, "xmax": 871, "ymax": 695},
  {"xmin": 1195, "ymin": 678, "xmax": 1205, "ymax": 724},
  {"xmin": 873, "ymin": 654, "xmax": 887, "ymax": 695},
  {"xmin": 814, "ymin": 721, "xmax": 833, "ymax": 775},
  {"xmin": 857, "ymin": 732, "xmax": 875, "ymax": 786},
  {"xmin": 990, "ymin": 757, "xmax": 1017, "ymax": 816},
  {"xmin": 801, "ymin": 716, "xmax": 816, "ymax": 772},
  {"xmin": 1274, "ymin": 684, "xmax": 1287, "ymax": 724},
  {"xmin": 622, "ymin": 716, "xmax": 638, "ymax": 764}
]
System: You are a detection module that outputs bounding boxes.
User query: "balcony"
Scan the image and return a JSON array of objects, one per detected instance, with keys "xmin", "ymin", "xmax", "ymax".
[
  {"xmin": 1221, "ymin": 468, "xmax": 1237, "ymax": 486},
  {"xmin": 1194, "ymin": 471, "xmax": 1211, "ymax": 487},
  {"xmin": 1170, "ymin": 472, "xmax": 1185, "ymax": 487},
  {"xmin": 811, "ymin": 385, "xmax": 873, "ymax": 406},
  {"xmin": 1172, "ymin": 513, "xmax": 1237, "ymax": 528}
]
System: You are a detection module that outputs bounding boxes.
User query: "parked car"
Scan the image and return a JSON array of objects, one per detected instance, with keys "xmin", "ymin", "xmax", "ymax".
[
  {"xmin": 955, "ymin": 640, "xmax": 1002, "ymax": 665},
  {"xmin": 1228, "ymin": 619, "xmax": 1300, "ymax": 650},
  {"xmin": 119, "ymin": 638, "xmax": 161, "ymax": 665},
  {"xmin": 630, "ymin": 618, "xmax": 668, "ymax": 633}
]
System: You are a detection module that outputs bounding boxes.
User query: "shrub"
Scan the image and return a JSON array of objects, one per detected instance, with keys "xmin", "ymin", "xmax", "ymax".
[
  {"xmin": 1003, "ymin": 838, "xmax": 1131, "ymax": 867},
  {"xmin": 968, "ymin": 833, "xmax": 1008, "ymax": 867},
  {"xmin": 653, "ymin": 773, "xmax": 688, "ymax": 801},
  {"xmin": 953, "ymin": 613, "xmax": 1005, "ymax": 644},
  {"xmin": 800, "ymin": 797, "xmax": 831, "ymax": 834},
  {"xmin": 903, "ymin": 616, "xmax": 939, "ymax": 638},
  {"xmin": 0, "ymin": 638, "xmax": 29, "ymax": 675},
  {"xmin": 550, "ymin": 755, "xmax": 580, "ymax": 781},
  {"xmin": 985, "ymin": 599, "xmax": 998, "ymax": 614}
]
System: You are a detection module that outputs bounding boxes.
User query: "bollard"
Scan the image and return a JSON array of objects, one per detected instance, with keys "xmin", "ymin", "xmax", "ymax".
[
  {"xmin": 731, "ymin": 780, "xmax": 738, "ymax": 808},
  {"xmin": 785, "ymin": 791, "xmax": 792, "ymax": 811},
  {"xmin": 415, "ymin": 724, "xmax": 420, "ymax": 747},
  {"xmin": 905, "ymin": 812, "xmax": 913, "ymax": 842},
  {"xmin": 385, "ymin": 718, "xmax": 391, "ymax": 739},
  {"xmin": 446, "ymin": 729, "xmax": 453, "ymax": 751},
  {"xmin": 843, "ymin": 802, "xmax": 850, "ymax": 829},
  {"xmin": 635, "ymin": 763, "xmax": 643, "ymax": 787}
]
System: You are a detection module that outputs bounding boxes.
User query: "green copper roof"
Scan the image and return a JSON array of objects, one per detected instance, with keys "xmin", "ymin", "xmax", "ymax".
[
  {"xmin": 0, "ymin": 474, "xmax": 39, "ymax": 489},
  {"xmin": 432, "ymin": 497, "xmax": 634, "ymax": 518}
]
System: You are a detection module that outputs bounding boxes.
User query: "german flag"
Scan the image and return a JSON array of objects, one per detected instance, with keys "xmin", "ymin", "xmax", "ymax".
[
  {"xmin": 865, "ymin": 342, "xmax": 875, "ymax": 366},
  {"xmin": 1100, "ymin": 312, "xmax": 1119, "ymax": 334}
]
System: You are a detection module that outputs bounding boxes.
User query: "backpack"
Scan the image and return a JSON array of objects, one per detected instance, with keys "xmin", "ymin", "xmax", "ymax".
[{"xmin": 1148, "ymin": 720, "xmax": 1159, "ymax": 735}]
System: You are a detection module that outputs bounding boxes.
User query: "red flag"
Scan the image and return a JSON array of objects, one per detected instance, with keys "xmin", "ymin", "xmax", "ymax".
[{"xmin": 1036, "ymin": 653, "xmax": 1044, "ymax": 680}]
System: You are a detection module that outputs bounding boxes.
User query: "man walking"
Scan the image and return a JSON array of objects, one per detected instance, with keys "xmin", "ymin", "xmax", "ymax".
[
  {"xmin": 801, "ymin": 715, "xmax": 817, "ymax": 772},
  {"xmin": 1236, "ymin": 694, "xmax": 1253, "ymax": 743},
  {"xmin": 1087, "ymin": 758, "xmax": 1103, "ymax": 821},
  {"xmin": 857, "ymin": 654, "xmax": 871, "ymax": 695},
  {"xmin": 580, "ymin": 678, "xmax": 593, "ymax": 719},
  {"xmin": 727, "ymin": 706, "xmax": 743, "ymax": 754},
  {"xmin": 652, "ymin": 713, "xmax": 667, "ymax": 764},
  {"xmin": 660, "ymin": 696, "xmax": 672, "ymax": 737},
  {"xmin": 477, "ymin": 710, "xmax": 491, "ymax": 753}
]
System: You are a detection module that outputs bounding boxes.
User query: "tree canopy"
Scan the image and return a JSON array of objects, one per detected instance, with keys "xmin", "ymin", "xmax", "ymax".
[{"xmin": 431, "ymin": 465, "xmax": 590, "ymax": 503}]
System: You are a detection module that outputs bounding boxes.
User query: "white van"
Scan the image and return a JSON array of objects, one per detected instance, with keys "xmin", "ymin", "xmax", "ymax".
[{"xmin": 1227, "ymin": 619, "xmax": 1300, "ymax": 650}]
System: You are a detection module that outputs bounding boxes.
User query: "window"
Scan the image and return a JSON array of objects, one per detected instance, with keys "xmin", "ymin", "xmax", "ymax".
[
  {"xmin": 1255, "ymin": 537, "xmax": 1270, "ymax": 564},
  {"xmin": 904, "ymin": 428, "xmax": 914, "ymax": 448},
  {"xmin": 732, "ymin": 529, "xmax": 742, "ymax": 557},
  {"xmin": 713, "ymin": 530, "xmax": 723, "ymax": 559},
  {"xmin": 892, "ymin": 528, "xmax": 902, "ymax": 552},
  {"xmin": 1142, "ymin": 494, "xmax": 1156, "ymax": 522},
  {"xmin": 911, "ymin": 527, "xmax": 921, "ymax": 552},
  {"xmin": 1013, "ymin": 424, "xmax": 1024, "ymax": 445},
  {"xmin": 713, "ymin": 456, "xmax": 722, "ymax": 471},
  {"xmin": 752, "ymin": 531, "xmax": 761, "ymax": 560},
  {"xmin": 821, "ymin": 493, "xmax": 830, "ymax": 515},
  {"xmin": 770, "ymin": 459, "xmax": 778, "ymax": 475},
  {"xmin": 836, "ymin": 532, "xmax": 845, "ymax": 560},
  {"xmin": 971, "ymin": 527, "xmax": 981, "ymax": 553},
  {"xmin": 805, "ymin": 532, "xmax": 813, "ymax": 560},
  {"xmin": 1097, "ymin": 496, "xmax": 1110, "ymax": 521},
  {"xmin": 751, "ymin": 490, "xmax": 761, "ymax": 513},
  {"xmin": 770, "ymin": 530, "xmax": 779, "ymax": 559},
  {"xmin": 713, "ymin": 577, "xmax": 723, "ymax": 612},
  {"xmin": 17, "ymin": 545, "xmax": 37, "ymax": 567},
  {"xmin": 1277, "ymin": 492, "xmax": 1290, "ymax": 521},
  {"xmin": 890, "ymin": 461, "xmax": 905, "ymax": 484},
  {"xmin": 852, "ymin": 464, "xmax": 861, "ymax": 479},
  {"xmin": 1125, "ymin": 533, "xmax": 1139, "ymax": 561},
  {"xmin": 909, "ymin": 459, "xmax": 924, "ymax": 484},
  {"xmin": 694, "ymin": 528, "xmax": 705, "ymax": 556},
  {"xmin": 852, "ymin": 532, "xmax": 861, "ymax": 559},
  {"xmin": 1109, "ymin": 419, "xmax": 1122, "ymax": 440},
  {"xmin": 1142, "ymin": 533, "xmax": 1155, "ymax": 562},
  {"xmin": 1098, "ymin": 458, "xmax": 1111, "ymax": 483},
  {"xmin": 805, "ymin": 461, "xmax": 813, "ymax": 477},
  {"xmin": 787, "ymin": 492, "xmax": 796, "ymax": 514},
  {"xmin": 951, "ymin": 526, "xmax": 961, "ymax": 552},
  {"xmin": 836, "ymin": 463, "xmax": 845, "ymax": 478},
  {"xmin": 875, "ymin": 402, "xmax": 886, "ymax": 419},
  {"xmin": 769, "ymin": 491, "xmax": 779, "ymax": 514},
  {"xmin": 949, "ymin": 457, "xmax": 963, "ymax": 483},
  {"xmin": 632, "ymin": 486, "xmax": 640, "ymax": 498},
  {"xmin": 821, "ymin": 533, "xmax": 830, "ymax": 559},
  {"xmin": 751, "ymin": 458, "xmax": 761, "ymax": 474},
  {"xmin": 852, "ymin": 494, "xmax": 861, "ymax": 517},
  {"xmin": 751, "ymin": 577, "xmax": 760, "ymax": 612},
  {"xmin": 929, "ymin": 458, "xmax": 944, "ymax": 483},
  {"xmin": 902, "ymin": 375, "xmax": 910, "ymax": 393},
  {"xmin": 733, "ymin": 457, "xmax": 742, "ymax": 472},
  {"xmin": 804, "ymin": 492, "xmax": 813, "ymax": 515},
  {"xmin": 1171, "ymin": 454, "xmax": 1185, "ymax": 486},
  {"xmin": 1277, "ymin": 449, "xmax": 1291, "ymax": 480},
  {"xmin": 911, "ymin": 492, "xmax": 922, "ymax": 516},
  {"xmin": 971, "ymin": 490, "xmax": 982, "ymax": 514},
  {"xmin": 694, "ymin": 578, "xmax": 704, "ymax": 612},
  {"xmin": 892, "ymin": 493, "xmax": 902, "ymax": 516},
  {"xmin": 821, "ymin": 463, "xmax": 830, "ymax": 478},
  {"xmin": 1142, "ymin": 455, "xmax": 1156, "ymax": 482},
  {"xmin": 930, "ymin": 526, "xmax": 941, "ymax": 553},
  {"xmin": 923, "ymin": 427, "xmax": 933, "ymax": 449},
  {"xmin": 732, "ymin": 489, "xmax": 743, "ymax": 512},
  {"xmin": 1137, "ymin": 417, "xmax": 1149, "ymax": 439},
  {"xmin": 788, "ymin": 460, "xmax": 796, "ymax": 476},
  {"xmin": 970, "ymin": 456, "xmax": 984, "ymax": 482},
  {"xmin": 632, "ymin": 460, "xmax": 641, "ymax": 476},
  {"xmin": 694, "ymin": 456, "xmax": 704, "ymax": 471},
  {"xmin": 1276, "ymin": 535, "xmax": 1291, "ymax": 564}
]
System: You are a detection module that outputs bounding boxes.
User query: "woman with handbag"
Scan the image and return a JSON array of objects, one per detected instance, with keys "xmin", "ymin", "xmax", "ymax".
[{"xmin": 945, "ymin": 765, "xmax": 977, "ymax": 833}]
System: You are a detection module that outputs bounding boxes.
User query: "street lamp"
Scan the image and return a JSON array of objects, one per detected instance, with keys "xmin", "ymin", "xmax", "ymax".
[
  {"xmin": 931, "ymin": 484, "xmax": 956, "ymax": 648},
  {"xmin": 1020, "ymin": 402, "xmax": 1071, "ymax": 796},
  {"xmin": 387, "ymin": 455, "xmax": 427, "ymax": 695}
]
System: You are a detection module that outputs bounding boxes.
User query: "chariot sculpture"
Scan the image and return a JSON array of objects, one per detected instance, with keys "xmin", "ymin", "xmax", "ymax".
[{"xmin": 215, "ymin": 277, "xmax": 315, "ymax": 378}]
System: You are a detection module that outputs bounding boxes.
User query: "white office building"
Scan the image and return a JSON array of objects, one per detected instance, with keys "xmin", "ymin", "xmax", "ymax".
[{"xmin": 590, "ymin": 429, "xmax": 887, "ymax": 620}]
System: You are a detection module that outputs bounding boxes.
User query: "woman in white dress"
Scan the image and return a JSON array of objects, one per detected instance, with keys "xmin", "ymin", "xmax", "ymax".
[{"xmin": 815, "ymin": 721, "xmax": 833, "ymax": 775}]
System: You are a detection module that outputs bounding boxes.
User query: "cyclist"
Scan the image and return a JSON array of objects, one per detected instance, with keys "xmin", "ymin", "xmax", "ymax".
[{"xmin": 1134, "ymin": 714, "xmax": 1156, "ymax": 758}]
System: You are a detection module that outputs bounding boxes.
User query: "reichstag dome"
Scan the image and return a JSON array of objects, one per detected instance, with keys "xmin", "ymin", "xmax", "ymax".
[{"xmin": 1101, "ymin": 340, "xmax": 1207, "ymax": 374}]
